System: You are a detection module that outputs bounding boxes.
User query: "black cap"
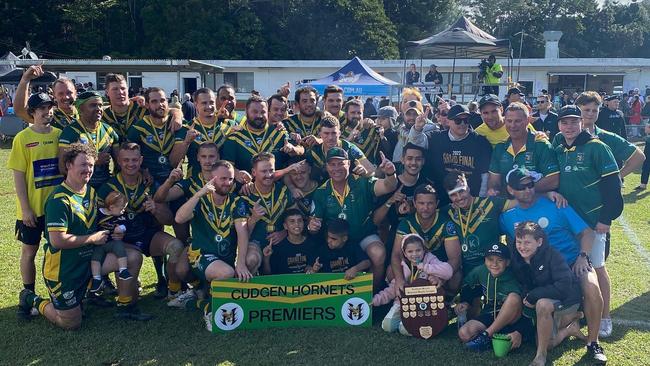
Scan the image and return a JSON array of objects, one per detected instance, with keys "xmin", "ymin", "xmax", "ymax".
[
  {"xmin": 506, "ymin": 167, "xmax": 535, "ymax": 190},
  {"xmin": 373, "ymin": 106, "xmax": 398, "ymax": 120},
  {"xmin": 326, "ymin": 147, "xmax": 349, "ymax": 161},
  {"xmin": 27, "ymin": 92, "xmax": 54, "ymax": 109},
  {"xmin": 557, "ymin": 105, "xmax": 582, "ymax": 120},
  {"xmin": 478, "ymin": 94, "xmax": 502, "ymax": 109},
  {"xmin": 485, "ymin": 243, "xmax": 510, "ymax": 260},
  {"xmin": 447, "ymin": 104, "xmax": 470, "ymax": 120},
  {"xmin": 507, "ymin": 87, "xmax": 524, "ymax": 96},
  {"xmin": 604, "ymin": 95, "xmax": 620, "ymax": 102}
]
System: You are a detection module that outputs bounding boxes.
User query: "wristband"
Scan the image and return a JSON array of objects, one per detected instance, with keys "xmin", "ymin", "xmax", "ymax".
[{"xmin": 384, "ymin": 202, "xmax": 393, "ymax": 208}]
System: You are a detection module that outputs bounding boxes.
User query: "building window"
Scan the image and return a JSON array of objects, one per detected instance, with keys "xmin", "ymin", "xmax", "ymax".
[{"xmin": 223, "ymin": 72, "xmax": 254, "ymax": 93}]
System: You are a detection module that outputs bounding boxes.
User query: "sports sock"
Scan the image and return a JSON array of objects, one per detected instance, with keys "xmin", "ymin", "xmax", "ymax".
[
  {"xmin": 93, "ymin": 275, "xmax": 101, "ymax": 280},
  {"xmin": 35, "ymin": 298, "xmax": 50, "ymax": 315},
  {"xmin": 117, "ymin": 295, "xmax": 133, "ymax": 307},
  {"xmin": 23, "ymin": 283, "xmax": 35, "ymax": 292},
  {"xmin": 118, "ymin": 267, "xmax": 127, "ymax": 272},
  {"xmin": 152, "ymin": 256, "xmax": 165, "ymax": 282},
  {"xmin": 168, "ymin": 281, "xmax": 181, "ymax": 293}
]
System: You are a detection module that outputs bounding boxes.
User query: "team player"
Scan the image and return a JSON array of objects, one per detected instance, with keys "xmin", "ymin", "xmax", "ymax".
[
  {"xmin": 443, "ymin": 172, "xmax": 512, "ymax": 274},
  {"xmin": 174, "ymin": 161, "xmax": 252, "ymax": 331},
  {"xmin": 221, "ymin": 95, "xmax": 293, "ymax": 174},
  {"xmin": 97, "ymin": 143, "xmax": 186, "ymax": 302},
  {"xmin": 217, "ymin": 84, "xmax": 245, "ymax": 124},
  {"xmin": 309, "ymin": 147, "xmax": 398, "ymax": 291},
  {"xmin": 284, "ymin": 86, "xmax": 322, "ymax": 146},
  {"xmin": 14, "ymin": 65, "xmax": 79, "ymax": 129},
  {"xmin": 262, "ymin": 208, "xmax": 319, "ymax": 274},
  {"xmin": 19, "ymin": 143, "xmax": 149, "ymax": 329},
  {"xmin": 488, "ymin": 102, "xmax": 559, "ymax": 196},
  {"xmin": 101, "ymin": 73, "xmax": 147, "ymax": 139},
  {"xmin": 285, "ymin": 158, "xmax": 319, "ymax": 215},
  {"xmin": 238, "ymin": 153, "xmax": 293, "ymax": 274},
  {"xmin": 392, "ymin": 184, "xmax": 462, "ymax": 294},
  {"xmin": 9, "ymin": 93, "xmax": 63, "ymax": 317},
  {"xmin": 58, "ymin": 91, "xmax": 120, "ymax": 188},
  {"xmin": 171, "ymin": 88, "xmax": 235, "ymax": 177},
  {"xmin": 323, "ymin": 84, "xmax": 345, "ymax": 120},
  {"xmin": 341, "ymin": 99, "xmax": 381, "ymax": 163}
]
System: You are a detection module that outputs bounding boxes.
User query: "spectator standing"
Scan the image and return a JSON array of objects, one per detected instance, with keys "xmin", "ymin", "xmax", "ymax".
[
  {"xmin": 181, "ymin": 93, "xmax": 196, "ymax": 121},
  {"xmin": 405, "ymin": 64, "xmax": 420, "ymax": 85}
]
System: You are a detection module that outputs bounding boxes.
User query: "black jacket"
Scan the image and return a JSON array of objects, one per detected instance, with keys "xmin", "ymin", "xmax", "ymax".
[
  {"xmin": 511, "ymin": 242, "xmax": 582, "ymax": 306},
  {"xmin": 532, "ymin": 110, "xmax": 559, "ymax": 139}
]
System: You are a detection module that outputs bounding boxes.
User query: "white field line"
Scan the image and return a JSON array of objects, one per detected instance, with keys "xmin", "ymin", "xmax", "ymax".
[{"xmin": 616, "ymin": 215, "xmax": 650, "ymax": 268}]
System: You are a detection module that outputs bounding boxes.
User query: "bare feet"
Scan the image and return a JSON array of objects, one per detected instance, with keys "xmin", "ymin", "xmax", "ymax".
[{"xmin": 567, "ymin": 321, "xmax": 587, "ymax": 341}]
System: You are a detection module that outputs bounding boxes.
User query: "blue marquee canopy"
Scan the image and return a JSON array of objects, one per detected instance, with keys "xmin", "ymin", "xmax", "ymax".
[{"xmin": 303, "ymin": 57, "xmax": 398, "ymax": 96}]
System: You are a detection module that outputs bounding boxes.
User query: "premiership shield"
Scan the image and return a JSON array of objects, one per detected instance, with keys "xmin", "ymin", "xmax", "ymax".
[{"xmin": 399, "ymin": 278, "xmax": 448, "ymax": 339}]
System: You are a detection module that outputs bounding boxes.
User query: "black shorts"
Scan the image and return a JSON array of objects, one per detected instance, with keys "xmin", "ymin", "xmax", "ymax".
[
  {"xmin": 15, "ymin": 216, "xmax": 46, "ymax": 246},
  {"xmin": 128, "ymin": 228, "xmax": 159, "ymax": 257},
  {"xmin": 475, "ymin": 312, "xmax": 535, "ymax": 341}
]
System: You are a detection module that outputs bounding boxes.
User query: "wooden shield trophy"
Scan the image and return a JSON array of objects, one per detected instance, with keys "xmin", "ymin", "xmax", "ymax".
[{"xmin": 399, "ymin": 278, "xmax": 448, "ymax": 339}]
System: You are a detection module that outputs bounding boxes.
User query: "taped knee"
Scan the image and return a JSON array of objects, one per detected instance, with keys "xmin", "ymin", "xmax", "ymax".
[{"xmin": 165, "ymin": 240, "xmax": 184, "ymax": 263}]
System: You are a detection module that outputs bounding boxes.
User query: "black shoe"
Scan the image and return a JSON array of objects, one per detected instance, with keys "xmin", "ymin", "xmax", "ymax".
[
  {"xmin": 17, "ymin": 289, "xmax": 34, "ymax": 320},
  {"xmin": 153, "ymin": 281, "xmax": 168, "ymax": 299},
  {"xmin": 586, "ymin": 342, "xmax": 607, "ymax": 364},
  {"xmin": 102, "ymin": 275, "xmax": 117, "ymax": 295},
  {"xmin": 115, "ymin": 303, "xmax": 154, "ymax": 321},
  {"xmin": 118, "ymin": 269, "xmax": 133, "ymax": 281},
  {"xmin": 86, "ymin": 292, "xmax": 114, "ymax": 308},
  {"xmin": 89, "ymin": 278, "xmax": 104, "ymax": 293}
]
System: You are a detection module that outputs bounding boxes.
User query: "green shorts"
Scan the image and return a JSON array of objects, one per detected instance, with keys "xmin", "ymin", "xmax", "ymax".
[
  {"xmin": 190, "ymin": 248, "xmax": 235, "ymax": 284},
  {"xmin": 44, "ymin": 277, "xmax": 89, "ymax": 310}
]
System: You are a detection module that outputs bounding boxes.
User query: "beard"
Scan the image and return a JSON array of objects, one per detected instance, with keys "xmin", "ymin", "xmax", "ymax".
[
  {"xmin": 347, "ymin": 117, "xmax": 360, "ymax": 129},
  {"xmin": 248, "ymin": 116, "xmax": 267, "ymax": 129}
]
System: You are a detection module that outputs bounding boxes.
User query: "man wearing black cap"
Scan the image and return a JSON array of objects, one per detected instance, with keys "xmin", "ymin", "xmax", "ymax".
[
  {"xmin": 474, "ymin": 94, "xmax": 509, "ymax": 148},
  {"xmin": 9, "ymin": 93, "xmax": 63, "ymax": 316},
  {"xmin": 500, "ymin": 167, "xmax": 608, "ymax": 364},
  {"xmin": 309, "ymin": 147, "xmax": 398, "ymax": 292},
  {"xmin": 488, "ymin": 102, "xmax": 559, "ymax": 196},
  {"xmin": 481, "ymin": 55, "xmax": 502, "ymax": 96},
  {"xmin": 409, "ymin": 103, "xmax": 492, "ymax": 203},
  {"xmin": 532, "ymin": 94, "xmax": 559, "ymax": 139},
  {"xmin": 58, "ymin": 91, "xmax": 120, "ymax": 188},
  {"xmin": 596, "ymin": 94, "xmax": 627, "ymax": 139}
]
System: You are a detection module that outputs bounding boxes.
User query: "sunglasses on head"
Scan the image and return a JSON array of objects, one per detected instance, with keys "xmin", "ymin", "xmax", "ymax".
[
  {"xmin": 453, "ymin": 118, "xmax": 469, "ymax": 125},
  {"xmin": 514, "ymin": 180, "xmax": 535, "ymax": 190}
]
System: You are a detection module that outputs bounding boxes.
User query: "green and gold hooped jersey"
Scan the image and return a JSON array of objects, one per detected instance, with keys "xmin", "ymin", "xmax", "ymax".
[
  {"xmin": 283, "ymin": 114, "xmax": 322, "ymax": 137},
  {"xmin": 127, "ymin": 116, "xmax": 176, "ymax": 183},
  {"xmin": 186, "ymin": 182, "xmax": 246, "ymax": 262},
  {"xmin": 101, "ymin": 102, "xmax": 147, "ymax": 139},
  {"xmin": 396, "ymin": 212, "xmax": 459, "ymax": 262},
  {"xmin": 97, "ymin": 173, "xmax": 156, "ymax": 242},
  {"xmin": 236, "ymin": 182, "xmax": 293, "ymax": 244},
  {"xmin": 174, "ymin": 118, "xmax": 234, "ymax": 177},
  {"xmin": 43, "ymin": 183, "xmax": 97, "ymax": 283},
  {"xmin": 221, "ymin": 125, "xmax": 288, "ymax": 172},
  {"xmin": 346, "ymin": 126, "xmax": 381, "ymax": 164},
  {"xmin": 51, "ymin": 108, "xmax": 79, "ymax": 130},
  {"xmin": 59, "ymin": 120, "xmax": 119, "ymax": 188},
  {"xmin": 446, "ymin": 197, "xmax": 507, "ymax": 272}
]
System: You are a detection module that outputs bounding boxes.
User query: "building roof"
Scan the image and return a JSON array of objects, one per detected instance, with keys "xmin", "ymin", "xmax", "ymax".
[{"xmin": 0, "ymin": 59, "xmax": 224, "ymax": 73}]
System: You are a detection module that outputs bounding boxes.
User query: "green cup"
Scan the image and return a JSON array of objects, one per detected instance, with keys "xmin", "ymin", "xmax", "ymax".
[{"xmin": 492, "ymin": 333, "xmax": 512, "ymax": 358}]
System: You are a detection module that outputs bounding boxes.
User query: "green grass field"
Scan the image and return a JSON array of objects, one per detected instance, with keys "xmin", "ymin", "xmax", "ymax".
[{"xmin": 0, "ymin": 144, "xmax": 649, "ymax": 366}]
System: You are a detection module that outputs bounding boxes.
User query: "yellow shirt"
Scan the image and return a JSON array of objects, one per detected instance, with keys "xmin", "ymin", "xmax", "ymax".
[
  {"xmin": 475, "ymin": 123, "xmax": 536, "ymax": 148},
  {"xmin": 7, "ymin": 127, "xmax": 63, "ymax": 218}
]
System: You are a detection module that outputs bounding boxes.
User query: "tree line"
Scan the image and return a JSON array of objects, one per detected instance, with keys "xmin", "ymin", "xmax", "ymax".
[{"xmin": 2, "ymin": 0, "xmax": 649, "ymax": 60}]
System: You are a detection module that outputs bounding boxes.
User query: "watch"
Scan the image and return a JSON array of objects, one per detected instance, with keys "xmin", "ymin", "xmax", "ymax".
[{"xmin": 579, "ymin": 252, "xmax": 590, "ymax": 260}]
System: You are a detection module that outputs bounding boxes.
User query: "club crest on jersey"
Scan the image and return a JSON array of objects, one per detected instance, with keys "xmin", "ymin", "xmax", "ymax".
[
  {"xmin": 576, "ymin": 153, "xmax": 584, "ymax": 163},
  {"xmin": 524, "ymin": 152, "xmax": 533, "ymax": 163},
  {"xmin": 146, "ymin": 135, "xmax": 154, "ymax": 143},
  {"xmin": 207, "ymin": 130, "xmax": 214, "ymax": 138}
]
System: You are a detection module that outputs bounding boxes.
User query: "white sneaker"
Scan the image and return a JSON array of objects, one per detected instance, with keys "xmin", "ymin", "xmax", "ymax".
[
  {"xmin": 381, "ymin": 303, "xmax": 401, "ymax": 332},
  {"xmin": 599, "ymin": 318, "xmax": 613, "ymax": 338},
  {"xmin": 204, "ymin": 312, "xmax": 213, "ymax": 332},
  {"xmin": 167, "ymin": 289, "xmax": 196, "ymax": 308}
]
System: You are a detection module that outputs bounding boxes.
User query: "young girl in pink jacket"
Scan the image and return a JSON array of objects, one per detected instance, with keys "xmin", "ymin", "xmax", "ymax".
[{"xmin": 373, "ymin": 233, "xmax": 453, "ymax": 334}]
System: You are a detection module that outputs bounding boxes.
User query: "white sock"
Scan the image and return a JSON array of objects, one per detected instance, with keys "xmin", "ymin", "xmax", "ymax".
[
  {"xmin": 93, "ymin": 275, "xmax": 101, "ymax": 280},
  {"xmin": 119, "ymin": 267, "xmax": 127, "ymax": 272}
]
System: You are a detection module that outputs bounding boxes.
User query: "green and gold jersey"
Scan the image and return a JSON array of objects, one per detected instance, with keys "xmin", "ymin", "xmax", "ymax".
[
  {"xmin": 187, "ymin": 190, "xmax": 246, "ymax": 263},
  {"xmin": 396, "ymin": 212, "xmax": 459, "ymax": 262},
  {"xmin": 306, "ymin": 139, "xmax": 367, "ymax": 182},
  {"xmin": 445, "ymin": 197, "xmax": 508, "ymax": 272},
  {"xmin": 311, "ymin": 175, "xmax": 377, "ymax": 242},
  {"xmin": 59, "ymin": 120, "xmax": 119, "ymax": 188},
  {"xmin": 283, "ymin": 114, "xmax": 322, "ymax": 137},
  {"xmin": 554, "ymin": 132, "xmax": 619, "ymax": 228},
  {"xmin": 43, "ymin": 183, "xmax": 97, "ymax": 283},
  {"xmin": 127, "ymin": 116, "xmax": 176, "ymax": 184},
  {"xmin": 345, "ymin": 125, "xmax": 381, "ymax": 164},
  {"xmin": 489, "ymin": 131, "xmax": 559, "ymax": 189},
  {"xmin": 236, "ymin": 182, "xmax": 293, "ymax": 244},
  {"xmin": 221, "ymin": 124, "xmax": 288, "ymax": 172},
  {"xmin": 97, "ymin": 173, "xmax": 158, "ymax": 243},
  {"xmin": 51, "ymin": 108, "xmax": 78, "ymax": 130},
  {"xmin": 101, "ymin": 102, "xmax": 147, "ymax": 140},
  {"xmin": 554, "ymin": 127, "xmax": 637, "ymax": 169},
  {"xmin": 173, "ymin": 118, "xmax": 235, "ymax": 177},
  {"xmin": 294, "ymin": 184, "xmax": 319, "ymax": 216}
]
